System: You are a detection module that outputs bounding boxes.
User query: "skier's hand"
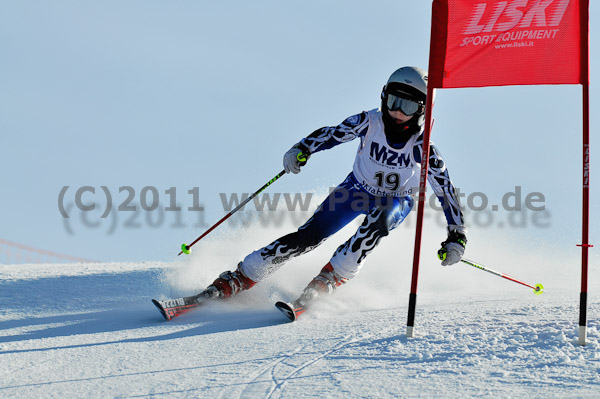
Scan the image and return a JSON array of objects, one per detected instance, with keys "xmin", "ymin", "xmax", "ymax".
[
  {"xmin": 437, "ymin": 225, "xmax": 467, "ymax": 266},
  {"xmin": 283, "ymin": 144, "xmax": 310, "ymax": 174}
]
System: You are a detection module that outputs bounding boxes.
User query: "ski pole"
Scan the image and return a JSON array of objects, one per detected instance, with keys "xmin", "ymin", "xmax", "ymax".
[
  {"xmin": 178, "ymin": 169, "xmax": 286, "ymax": 255},
  {"xmin": 178, "ymin": 151, "xmax": 307, "ymax": 256},
  {"xmin": 458, "ymin": 257, "xmax": 544, "ymax": 295}
]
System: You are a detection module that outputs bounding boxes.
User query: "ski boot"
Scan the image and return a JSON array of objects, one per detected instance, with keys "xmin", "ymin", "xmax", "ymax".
[
  {"xmin": 199, "ymin": 262, "xmax": 257, "ymax": 299},
  {"xmin": 151, "ymin": 263, "xmax": 256, "ymax": 321},
  {"xmin": 276, "ymin": 262, "xmax": 348, "ymax": 321}
]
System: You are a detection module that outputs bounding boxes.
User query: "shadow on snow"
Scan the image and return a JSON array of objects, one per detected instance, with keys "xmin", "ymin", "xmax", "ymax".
[{"xmin": 0, "ymin": 269, "xmax": 288, "ymax": 354}]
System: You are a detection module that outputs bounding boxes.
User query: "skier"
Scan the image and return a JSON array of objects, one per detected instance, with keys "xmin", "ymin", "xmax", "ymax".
[{"xmin": 197, "ymin": 66, "xmax": 466, "ymax": 319}]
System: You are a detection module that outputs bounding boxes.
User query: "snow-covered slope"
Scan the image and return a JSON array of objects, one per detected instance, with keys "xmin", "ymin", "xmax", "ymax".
[{"xmin": 1, "ymin": 219, "xmax": 599, "ymax": 398}]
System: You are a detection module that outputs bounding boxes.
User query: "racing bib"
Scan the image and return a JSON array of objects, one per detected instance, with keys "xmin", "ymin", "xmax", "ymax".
[{"xmin": 352, "ymin": 109, "xmax": 421, "ymax": 197}]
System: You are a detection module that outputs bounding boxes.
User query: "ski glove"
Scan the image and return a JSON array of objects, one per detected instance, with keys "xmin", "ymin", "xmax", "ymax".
[
  {"xmin": 283, "ymin": 143, "xmax": 310, "ymax": 174},
  {"xmin": 438, "ymin": 225, "xmax": 467, "ymax": 266}
]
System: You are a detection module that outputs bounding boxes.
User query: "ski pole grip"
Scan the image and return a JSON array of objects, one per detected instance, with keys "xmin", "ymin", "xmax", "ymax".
[
  {"xmin": 297, "ymin": 151, "xmax": 308, "ymax": 166},
  {"xmin": 437, "ymin": 248, "xmax": 447, "ymax": 261}
]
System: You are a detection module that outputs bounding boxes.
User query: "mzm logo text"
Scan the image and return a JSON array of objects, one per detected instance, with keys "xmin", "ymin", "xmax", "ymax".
[{"xmin": 369, "ymin": 142, "xmax": 411, "ymax": 168}]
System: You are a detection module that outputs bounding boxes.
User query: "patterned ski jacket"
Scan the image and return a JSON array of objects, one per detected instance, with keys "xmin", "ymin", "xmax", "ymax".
[{"xmin": 298, "ymin": 108, "xmax": 464, "ymax": 228}]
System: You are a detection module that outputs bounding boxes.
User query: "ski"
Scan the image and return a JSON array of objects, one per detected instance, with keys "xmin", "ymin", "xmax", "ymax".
[
  {"xmin": 275, "ymin": 301, "xmax": 305, "ymax": 322},
  {"xmin": 152, "ymin": 295, "xmax": 204, "ymax": 321},
  {"xmin": 154, "ymin": 296, "xmax": 308, "ymax": 322}
]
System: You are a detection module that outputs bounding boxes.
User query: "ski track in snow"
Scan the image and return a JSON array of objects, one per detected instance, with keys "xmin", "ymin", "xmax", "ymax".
[{"xmin": 0, "ymin": 260, "xmax": 599, "ymax": 398}]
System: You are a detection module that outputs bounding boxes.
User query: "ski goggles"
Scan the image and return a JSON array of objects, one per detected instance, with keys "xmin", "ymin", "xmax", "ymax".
[{"xmin": 386, "ymin": 93, "xmax": 422, "ymax": 116}]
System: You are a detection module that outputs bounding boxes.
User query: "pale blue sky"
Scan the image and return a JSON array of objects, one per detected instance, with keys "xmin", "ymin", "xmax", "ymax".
[{"xmin": 1, "ymin": 1, "xmax": 598, "ymax": 262}]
